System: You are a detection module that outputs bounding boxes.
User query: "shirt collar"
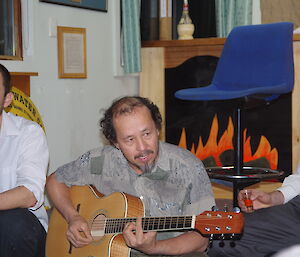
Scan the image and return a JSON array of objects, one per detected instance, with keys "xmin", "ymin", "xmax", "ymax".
[
  {"xmin": 155, "ymin": 141, "xmax": 171, "ymax": 171},
  {"xmin": 0, "ymin": 111, "xmax": 20, "ymax": 137}
]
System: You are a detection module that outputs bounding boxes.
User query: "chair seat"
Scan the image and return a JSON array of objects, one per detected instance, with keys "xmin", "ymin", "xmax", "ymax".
[{"xmin": 175, "ymin": 83, "xmax": 291, "ymax": 101}]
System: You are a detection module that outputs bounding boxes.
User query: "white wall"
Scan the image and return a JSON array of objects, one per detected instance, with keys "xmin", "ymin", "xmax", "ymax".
[{"xmin": 1, "ymin": 0, "xmax": 139, "ymax": 173}]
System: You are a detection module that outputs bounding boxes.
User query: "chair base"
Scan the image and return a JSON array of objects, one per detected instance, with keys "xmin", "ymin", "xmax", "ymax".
[
  {"xmin": 207, "ymin": 166, "xmax": 285, "ymax": 207},
  {"xmin": 207, "ymin": 166, "xmax": 284, "ymax": 181}
]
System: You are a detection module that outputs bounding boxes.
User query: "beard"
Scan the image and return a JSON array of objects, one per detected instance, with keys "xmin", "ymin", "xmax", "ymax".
[
  {"xmin": 139, "ymin": 161, "xmax": 155, "ymax": 174},
  {"xmin": 130, "ymin": 160, "xmax": 155, "ymax": 174},
  {"xmin": 131, "ymin": 149, "xmax": 156, "ymax": 174}
]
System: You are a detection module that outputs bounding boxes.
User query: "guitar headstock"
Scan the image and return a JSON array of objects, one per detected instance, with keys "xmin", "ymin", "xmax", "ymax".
[{"xmin": 195, "ymin": 211, "xmax": 244, "ymax": 239}]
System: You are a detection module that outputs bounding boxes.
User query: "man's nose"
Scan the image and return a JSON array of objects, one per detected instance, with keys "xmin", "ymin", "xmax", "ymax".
[{"xmin": 136, "ymin": 137, "xmax": 147, "ymax": 151}]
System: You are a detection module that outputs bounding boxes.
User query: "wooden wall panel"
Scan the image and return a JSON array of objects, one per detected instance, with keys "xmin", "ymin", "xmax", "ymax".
[
  {"xmin": 140, "ymin": 47, "xmax": 166, "ymax": 140},
  {"xmin": 292, "ymin": 41, "xmax": 300, "ymax": 171}
]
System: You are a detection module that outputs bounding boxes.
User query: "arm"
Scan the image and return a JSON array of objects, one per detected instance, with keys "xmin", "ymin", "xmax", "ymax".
[
  {"xmin": 0, "ymin": 186, "xmax": 37, "ymax": 209},
  {"xmin": 276, "ymin": 164, "xmax": 300, "ymax": 203},
  {"xmin": 151, "ymin": 231, "xmax": 208, "ymax": 254},
  {"xmin": 123, "ymin": 218, "xmax": 208, "ymax": 255},
  {"xmin": 46, "ymin": 173, "xmax": 93, "ymax": 247},
  {"xmin": 0, "ymin": 122, "xmax": 49, "ymax": 211},
  {"xmin": 238, "ymin": 189, "xmax": 284, "ymax": 213},
  {"xmin": 238, "ymin": 164, "xmax": 300, "ymax": 213}
]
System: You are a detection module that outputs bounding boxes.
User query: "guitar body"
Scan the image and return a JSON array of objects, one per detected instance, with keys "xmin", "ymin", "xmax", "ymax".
[{"xmin": 46, "ymin": 185, "xmax": 145, "ymax": 257}]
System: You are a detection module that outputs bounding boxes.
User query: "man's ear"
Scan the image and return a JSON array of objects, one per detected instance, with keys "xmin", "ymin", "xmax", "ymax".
[
  {"xmin": 3, "ymin": 92, "xmax": 13, "ymax": 108},
  {"xmin": 156, "ymin": 129, "xmax": 160, "ymax": 137}
]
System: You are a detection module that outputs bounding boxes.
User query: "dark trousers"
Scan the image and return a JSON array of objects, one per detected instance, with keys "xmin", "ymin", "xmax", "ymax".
[
  {"xmin": 0, "ymin": 208, "xmax": 46, "ymax": 257},
  {"xmin": 208, "ymin": 196, "xmax": 300, "ymax": 257}
]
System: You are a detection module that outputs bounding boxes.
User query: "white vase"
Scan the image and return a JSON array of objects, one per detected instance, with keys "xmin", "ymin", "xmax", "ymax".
[{"xmin": 177, "ymin": 23, "xmax": 195, "ymax": 40}]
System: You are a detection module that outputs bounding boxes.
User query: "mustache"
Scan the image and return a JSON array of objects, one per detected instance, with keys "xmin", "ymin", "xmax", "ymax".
[{"xmin": 134, "ymin": 150, "xmax": 154, "ymax": 159}]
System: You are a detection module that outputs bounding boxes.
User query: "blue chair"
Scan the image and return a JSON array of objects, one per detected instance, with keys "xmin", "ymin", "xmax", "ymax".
[{"xmin": 175, "ymin": 22, "xmax": 294, "ymax": 207}]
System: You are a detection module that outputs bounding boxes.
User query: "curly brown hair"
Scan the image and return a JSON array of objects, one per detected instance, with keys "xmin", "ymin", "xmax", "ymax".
[
  {"xmin": 0, "ymin": 64, "xmax": 11, "ymax": 96},
  {"xmin": 100, "ymin": 96, "xmax": 162, "ymax": 145}
]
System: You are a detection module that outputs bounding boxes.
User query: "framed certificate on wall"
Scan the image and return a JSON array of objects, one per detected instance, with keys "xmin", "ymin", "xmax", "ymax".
[{"xmin": 57, "ymin": 26, "xmax": 87, "ymax": 78}]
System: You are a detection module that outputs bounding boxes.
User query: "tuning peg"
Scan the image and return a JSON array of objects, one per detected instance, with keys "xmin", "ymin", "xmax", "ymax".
[
  {"xmin": 230, "ymin": 241, "xmax": 236, "ymax": 247},
  {"xmin": 229, "ymin": 233, "xmax": 236, "ymax": 240},
  {"xmin": 232, "ymin": 207, "xmax": 241, "ymax": 213},
  {"xmin": 208, "ymin": 234, "xmax": 214, "ymax": 248},
  {"xmin": 211, "ymin": 205, "xmax": 219, "ymax": 211},
  {"xmin": 219, "ymin": 240, "xmax": 225, "ymax": 247},
  {"xmin": 223, "ymin": 204, "xmax": 228, "ymax": 212}
]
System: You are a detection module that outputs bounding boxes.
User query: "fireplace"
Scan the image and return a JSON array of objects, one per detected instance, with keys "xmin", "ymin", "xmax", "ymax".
[
  {"xmin": 140, "ymin": 37, "xmax": 300, "ymax": 198},
  {"xmin": 165, "ymin": 55, "xmax": 291, "ymax": 175}
]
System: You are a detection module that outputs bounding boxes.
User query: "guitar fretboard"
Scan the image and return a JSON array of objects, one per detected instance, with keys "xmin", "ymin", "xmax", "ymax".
[{"xmin": 105, "ymin": 216, "xmax": 195, "ymax": 234}]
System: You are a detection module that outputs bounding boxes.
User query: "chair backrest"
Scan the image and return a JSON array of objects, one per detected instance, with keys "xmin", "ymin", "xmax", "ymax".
[
  {"xmin": 213, "ymin": 22, "xmax": 294, "ymax": 94},
  {"xmin": 4, "ymin": 87, "xmax": 45, "ymax": 131}
]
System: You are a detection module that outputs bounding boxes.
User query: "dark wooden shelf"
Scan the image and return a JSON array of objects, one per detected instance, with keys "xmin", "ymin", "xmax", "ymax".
[
  {"xmin": 10, "ymin": 72, "xmax": 38, "ymax": 97},
  {"xmin": 142, "ymin": 37, "xmax": 226, "ymax": 48}
]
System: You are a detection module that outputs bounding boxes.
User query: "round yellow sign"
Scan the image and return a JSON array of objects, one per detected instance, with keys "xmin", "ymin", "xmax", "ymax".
[{"xmin": 4, "ymin": 87, "xmax": 45, "ymax": 131}]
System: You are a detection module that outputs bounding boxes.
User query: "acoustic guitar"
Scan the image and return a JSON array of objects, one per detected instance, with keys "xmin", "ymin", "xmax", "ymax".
[{"xmin": 46, "ymin": 185, "xmax": 244, "ymax": 257}]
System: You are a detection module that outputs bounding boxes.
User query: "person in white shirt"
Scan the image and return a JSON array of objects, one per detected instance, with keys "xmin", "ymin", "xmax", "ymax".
[
  {"xmin": 208, "ymin": 164, "xmax": 300, "ymax": 257},
  {"xmin": 274, "ymin": 245, "xmax": 300, "ymax": 257},
  {"xmin": 0, "ymin": 63, "xmax": 49, "ymax": 257}
]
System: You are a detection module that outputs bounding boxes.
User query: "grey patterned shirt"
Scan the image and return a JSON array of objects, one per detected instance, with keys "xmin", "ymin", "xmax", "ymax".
[{"xmin": 55, "ymin": 141, "xmax": 215, "ymax": 240}]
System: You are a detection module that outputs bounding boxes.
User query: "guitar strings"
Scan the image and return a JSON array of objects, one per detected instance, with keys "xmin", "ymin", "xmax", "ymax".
[
  {"xmin": 91, "ymin": 217, "xmax": 229, "ymax": 225},
  {"xmin": 91, "ymin": 216, "xmax": 194, "ymax": 232},
  {"xmin": 90, "ymin": 216, "xmax": 233, "ymax": 233}
]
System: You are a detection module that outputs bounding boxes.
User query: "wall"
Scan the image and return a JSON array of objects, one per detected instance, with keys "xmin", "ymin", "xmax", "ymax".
[{"xmin": 0, "ymin": 0, "xmax": 139, "ymax": 173}]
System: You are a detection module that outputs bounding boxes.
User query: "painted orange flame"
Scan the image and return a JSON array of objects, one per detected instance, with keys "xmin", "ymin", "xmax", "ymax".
[{"xmin": 178, "ymin": 115, "xmax": 278, "ymax": 169}]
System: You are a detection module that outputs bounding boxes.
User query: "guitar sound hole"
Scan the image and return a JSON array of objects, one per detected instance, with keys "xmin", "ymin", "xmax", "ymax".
[{"xmin": 90, "ymin": 214, "xmax": 106, "ymax": 241}]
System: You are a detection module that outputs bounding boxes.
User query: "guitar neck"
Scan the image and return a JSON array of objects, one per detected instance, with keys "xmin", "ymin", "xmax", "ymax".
[{"xmin": 105, "ymin": 216, "xmax": 195, "ymax": 234}]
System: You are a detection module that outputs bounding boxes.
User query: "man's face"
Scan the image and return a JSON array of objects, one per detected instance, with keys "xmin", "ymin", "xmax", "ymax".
[{"xmin": 113, "ymin": 106, "xmax": 160, "ymax": 174}]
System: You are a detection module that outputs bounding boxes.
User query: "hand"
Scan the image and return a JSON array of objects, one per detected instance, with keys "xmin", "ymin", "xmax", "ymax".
[
  {"xmin": 66, "ymin": 214, "xmax": 93, "ymax": 248},
  {"xmin": 238, "ymin": 189, "xmax": 273, "ymax": 213},
  {"xmin": 122, "ymin": 217, "xmax": 158, "ymax": 254}
]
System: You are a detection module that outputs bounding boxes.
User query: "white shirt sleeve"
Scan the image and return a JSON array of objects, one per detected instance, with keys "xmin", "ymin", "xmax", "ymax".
[
  {"xmin": 15, "ymin": 122, "xmax": 49, "ymax": 210},
  {"xmin": 277, "ymin": 163, "xmax": 300, "ymax": 203}
]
